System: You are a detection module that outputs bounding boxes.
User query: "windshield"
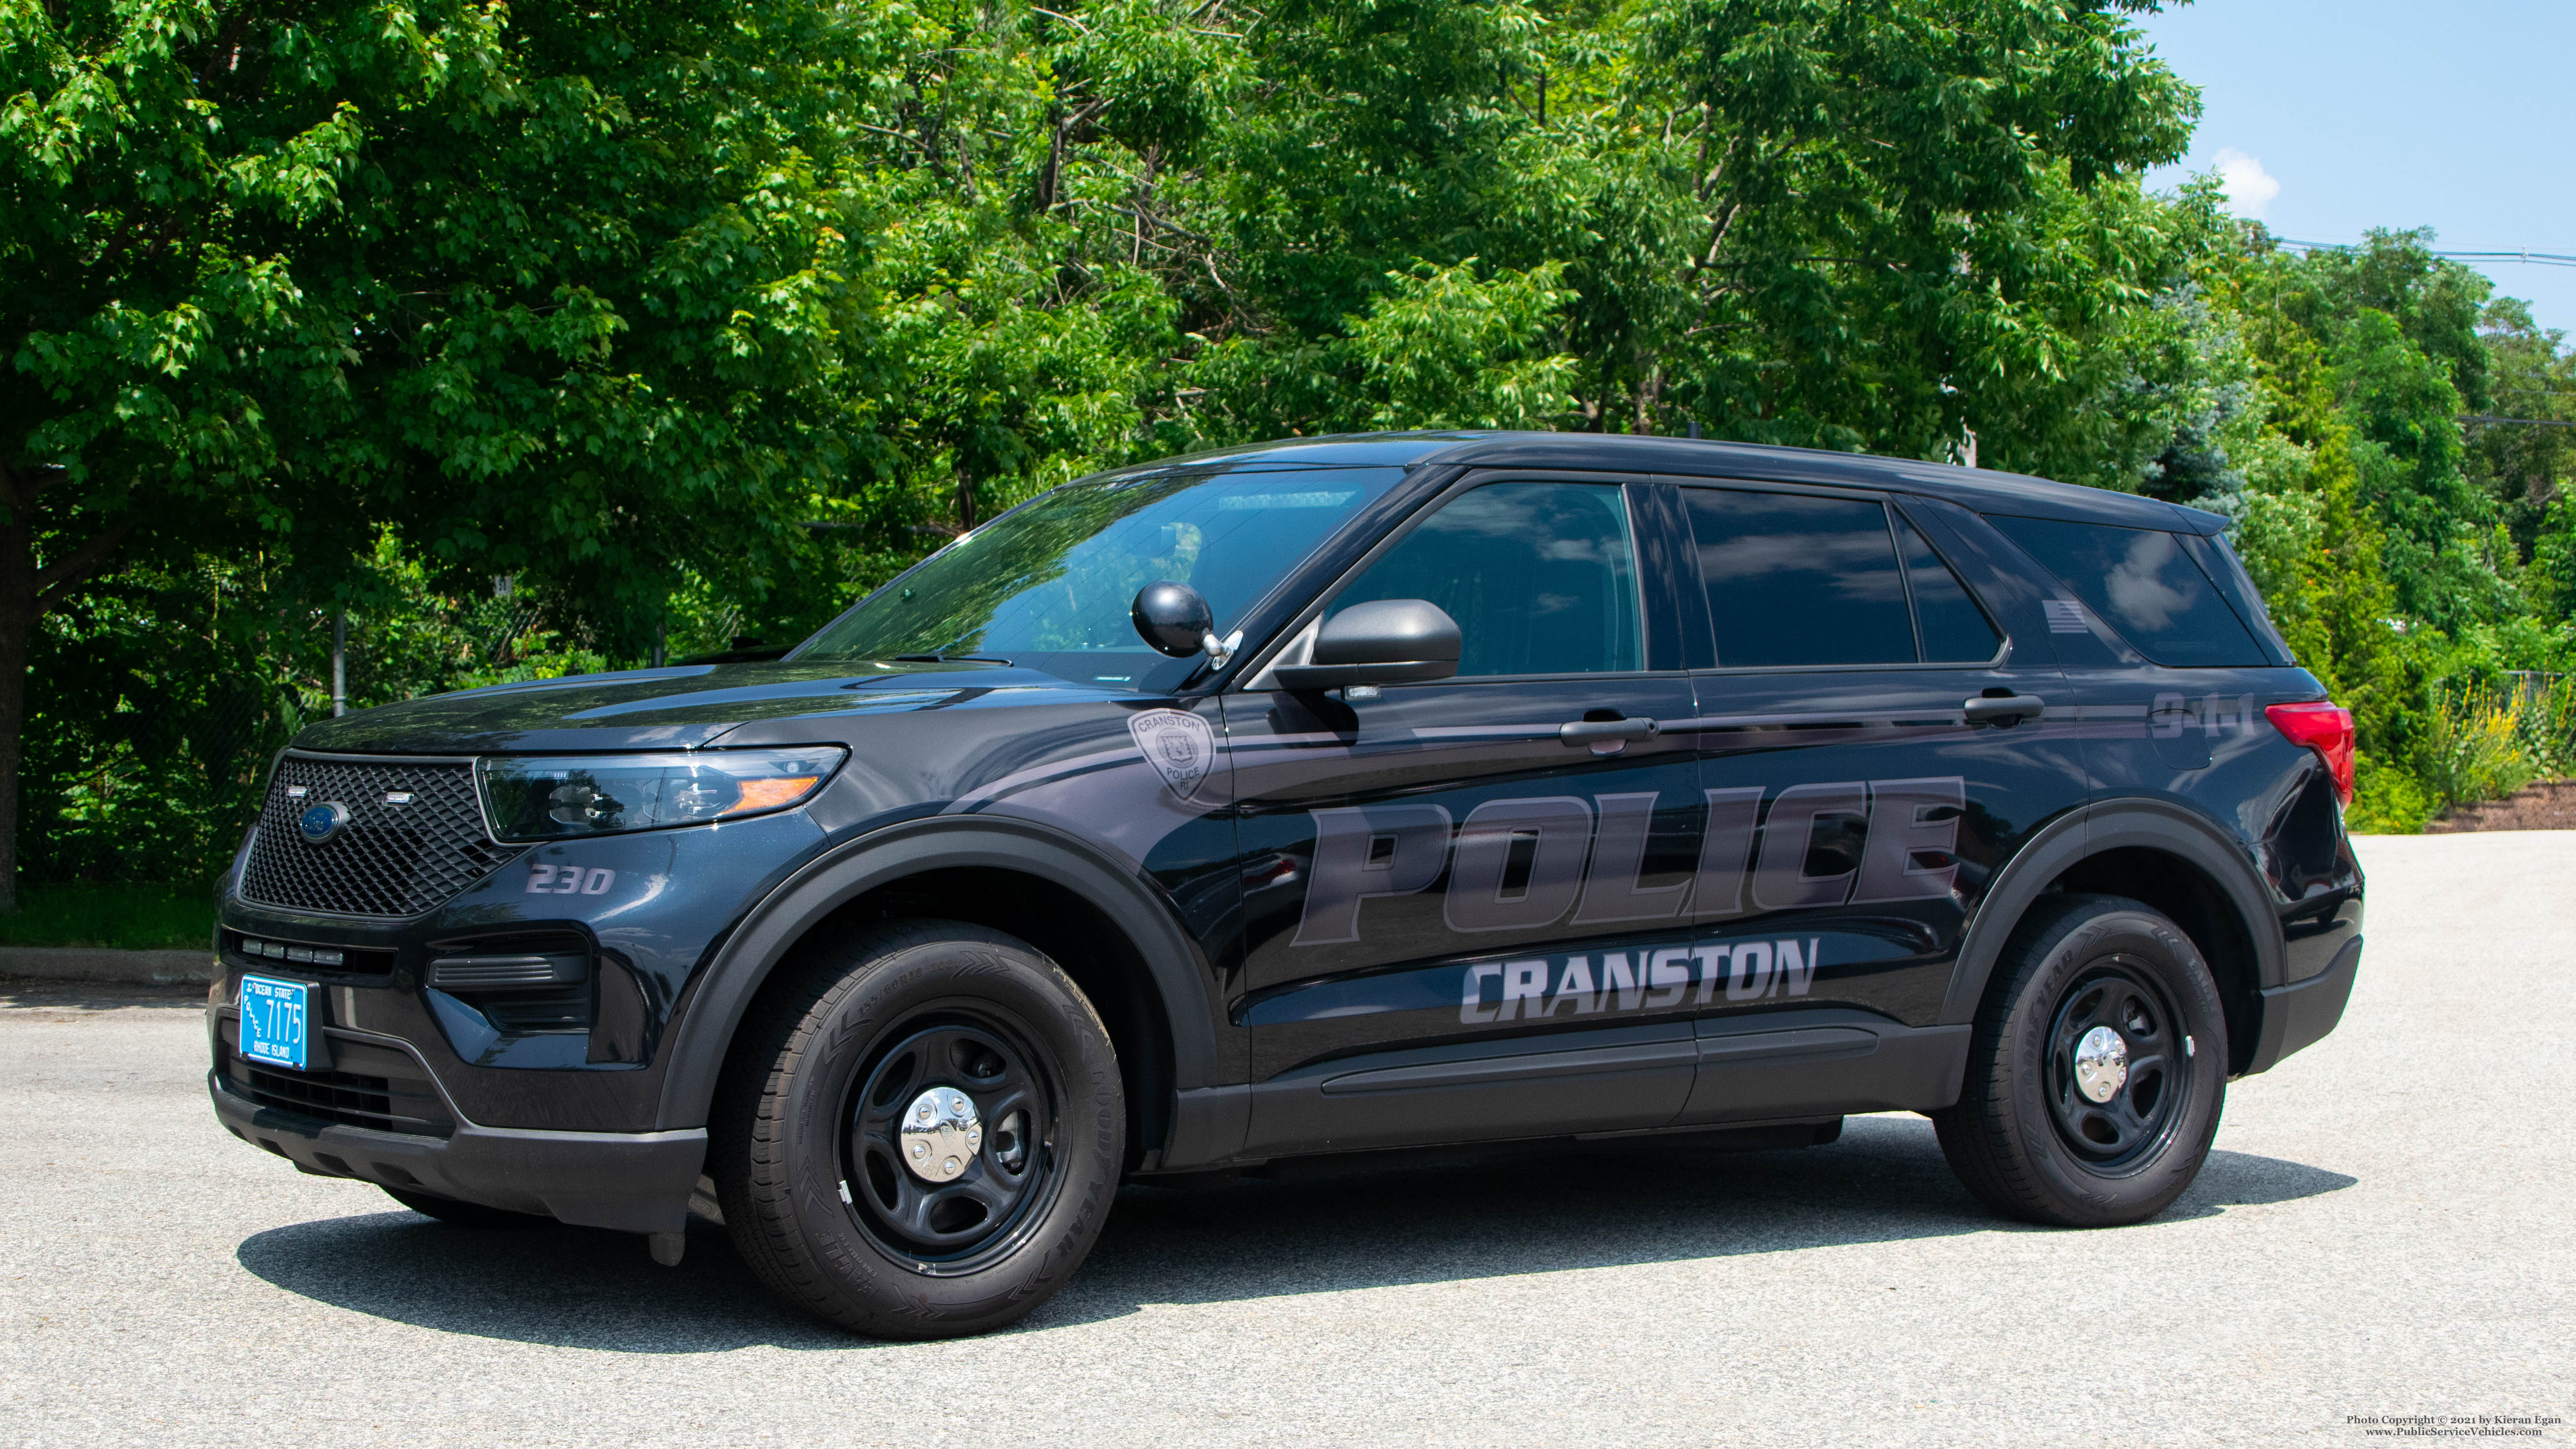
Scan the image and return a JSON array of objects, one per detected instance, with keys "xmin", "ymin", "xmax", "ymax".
[{"xmin": 796, "ymin": 466, "xmax": 1407, "ymax": 687}]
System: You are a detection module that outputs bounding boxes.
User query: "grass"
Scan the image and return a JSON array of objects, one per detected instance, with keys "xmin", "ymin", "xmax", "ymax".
[{"xmin": 0, "ymin": 883, "xmax": 217, "ymax": 951}]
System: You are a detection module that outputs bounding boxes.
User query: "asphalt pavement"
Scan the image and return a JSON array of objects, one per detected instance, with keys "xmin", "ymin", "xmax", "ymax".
[{"xmin": 2, "ymin": 833, "xmax": 2569, "ymax": 1448}]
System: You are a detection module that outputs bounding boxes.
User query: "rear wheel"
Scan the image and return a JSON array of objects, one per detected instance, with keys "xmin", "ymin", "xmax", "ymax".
[
  {"xmin": 1934, "ymin": 893, "xmax": 2227, "ymax": 1227},
  {"xmin": 711, "ymin": 920, "xmax": 1123, "ymax": 1338}
]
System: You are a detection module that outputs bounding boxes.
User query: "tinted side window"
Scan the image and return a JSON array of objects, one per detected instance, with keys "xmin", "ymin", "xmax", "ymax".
[
  {"xmin": 1332, "ymin": 483, "xmax": 1642, "ymax": 677},
  {"xmin": 1683, "ymin": 489, "xmax": 1914, "ymax": 667},
  {"xmin": 1987, "ymin": 516, "xmax": 2266, "ymax": 668},
  {"xmin": 1894, "ymin": 512, "xmax": 2003, "ymax": 663},
  {"xmin": 2179, "ymin": 531, "xmax": 2295, "ymax": 667}
]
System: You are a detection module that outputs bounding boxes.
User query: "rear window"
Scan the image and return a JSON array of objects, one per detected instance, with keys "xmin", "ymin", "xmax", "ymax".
[
  {"xmin": 1682, "ymin": 488, "xmax": 2001, "ymax": 668},
  {"xmin": 1683, "ymin": 489, "xmax": 1915, "ymax": 666},
  {"xmin": 1986, "ymin": 516, "xmax": 2267, "ymax": 668},
  {"xmin": 1895, "ymin": 512, "xmax": 2004, "ymax": 663}
]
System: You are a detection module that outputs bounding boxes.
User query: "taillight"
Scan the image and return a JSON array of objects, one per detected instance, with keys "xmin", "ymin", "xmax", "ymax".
[{"xmin": 2266, "ymin": 702, "xmax": 2355, "ymax": 806}]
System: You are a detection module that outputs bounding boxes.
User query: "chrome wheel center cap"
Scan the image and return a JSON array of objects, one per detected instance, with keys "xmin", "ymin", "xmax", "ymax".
[
  {"xmin": 2073, "ymin": 1026, "xmax": 2129, "ymax": 1104},
  {"xmin": 900, "ymin": 1086, "xmax": 984, "ymax": 1184}
]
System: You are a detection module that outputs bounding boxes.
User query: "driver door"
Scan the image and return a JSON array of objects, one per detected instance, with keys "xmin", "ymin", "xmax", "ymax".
[{"xmin": 1224, "ymin": 477, "xmax": 1704, "ymax": 1156}]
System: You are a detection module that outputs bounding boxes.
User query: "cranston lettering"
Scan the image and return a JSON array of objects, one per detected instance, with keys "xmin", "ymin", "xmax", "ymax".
[
  {"xmin": 1458, "ymin": 938, "xmax": 1823, "ymax": 1024},
  {"xmin": 1292, "ymin": 776, "xmax": 1964, "ymax": 947}
]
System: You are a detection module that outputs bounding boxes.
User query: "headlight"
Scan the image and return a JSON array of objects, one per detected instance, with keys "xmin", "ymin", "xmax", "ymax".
[{"xmin": 477, "ymin": 747, "xmax": 848, "ymax": 842}]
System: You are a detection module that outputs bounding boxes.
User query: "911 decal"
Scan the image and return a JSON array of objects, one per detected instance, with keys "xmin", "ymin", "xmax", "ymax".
[
  {"xmin": 1290, "ymin": 777, "xmax": 1964, "ymax": 947},
  {"xmin": 527, "ymin": 863, "xmax": 616, "ymax": 895},
  {"xmin": 2153, "ymin": 693, "xmax": 2257, "ymax": 737}
]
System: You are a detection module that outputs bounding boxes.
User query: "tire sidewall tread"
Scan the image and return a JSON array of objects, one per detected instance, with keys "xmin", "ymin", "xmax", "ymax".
[
  {"xmin": 1936, "ymin": 892, "xmax": 2229, "ymax": 1228},
  {"xmin": 711, "ymin": 920, "xmax": 1125, "ymax": 1338}
]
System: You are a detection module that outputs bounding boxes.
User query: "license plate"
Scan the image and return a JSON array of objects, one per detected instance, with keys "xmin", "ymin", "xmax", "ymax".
[{"xmin": 239, "ymin": 974, "xmax": 312, "ymax": 1071}]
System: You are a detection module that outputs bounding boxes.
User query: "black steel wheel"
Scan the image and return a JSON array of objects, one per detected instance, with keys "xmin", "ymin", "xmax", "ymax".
[
  {"xmin": 2043, "ymin": 965, "xmax": 2189, "ymax": 1170},
  {"xmin": 712, "ymin": 920, "xmax": 1123, "ymax": 1338},
  {"xmin": 1934, "ymin": 893, "xmax": 2227, "ymax": 1227},
  {"xmin": 841, "ymin": 1014, "xmax": 1062, "ymax": 1269}
]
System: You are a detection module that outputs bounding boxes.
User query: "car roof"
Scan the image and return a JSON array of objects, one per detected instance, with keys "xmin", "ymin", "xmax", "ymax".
[{"xmin": 1126, "ymin": 431, "xmax": 2228, "ymax": 534}]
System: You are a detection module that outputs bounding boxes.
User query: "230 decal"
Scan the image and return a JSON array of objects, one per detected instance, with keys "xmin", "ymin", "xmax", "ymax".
[{"xmin": 526, "ymin": 863, "xmax": 616, "ymax": 895}]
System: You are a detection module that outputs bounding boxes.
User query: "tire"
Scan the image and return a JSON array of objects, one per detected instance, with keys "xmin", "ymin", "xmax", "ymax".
[
  {"xmin": 710, "ymin": 920, "xmax": 1124, "ymax": 1338},
  {"xmin": 1934, "ymin": 893, "xmax": 2228, "ymax": 1227},
  {"xmin": 381, "ymin": 1186, "xmax": 550, "ymax": 1228}
]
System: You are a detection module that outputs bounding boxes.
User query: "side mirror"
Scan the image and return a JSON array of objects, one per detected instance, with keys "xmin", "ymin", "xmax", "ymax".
[
  {"xmin": 1271, "ymin": 599, "xmax": 1461, "ymax": 691},
  {"xmin": 1132, "ymin": 581, "xmax": 1237, "ymax": 668}
]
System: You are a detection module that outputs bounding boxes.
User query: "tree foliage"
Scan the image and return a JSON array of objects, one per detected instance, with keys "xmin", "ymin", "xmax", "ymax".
[{"xmin": 7, "ymin": 0, "xmax": 2576, "ymax": 884}]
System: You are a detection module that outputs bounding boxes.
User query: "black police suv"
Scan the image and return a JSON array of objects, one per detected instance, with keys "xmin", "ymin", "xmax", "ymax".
[{"xmin": 208, "ymin": 432, "xmax": 2363, "ymax": 1338}]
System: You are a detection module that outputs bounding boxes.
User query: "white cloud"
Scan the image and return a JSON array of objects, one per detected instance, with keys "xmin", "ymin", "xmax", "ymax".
[{"xmin": 2213, "ymin": 148, "xmax": 2281, "ymax": 221}]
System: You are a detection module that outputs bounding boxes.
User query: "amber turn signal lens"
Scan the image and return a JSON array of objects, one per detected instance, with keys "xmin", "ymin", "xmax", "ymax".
[{"xmin": 725, "ymin": 776, "xmax": 823, "ymax": 816}]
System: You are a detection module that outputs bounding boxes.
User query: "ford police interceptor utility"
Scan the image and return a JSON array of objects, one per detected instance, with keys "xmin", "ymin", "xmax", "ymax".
[{"xmin": 209, "ymin": 432, "xmax": 2363, "ymax": 1338}]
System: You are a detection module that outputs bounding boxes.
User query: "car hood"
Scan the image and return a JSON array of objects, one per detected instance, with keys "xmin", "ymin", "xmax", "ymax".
[{"xmin": 290, "ymin": 660, "xmax": 1125, "ymax": 755}]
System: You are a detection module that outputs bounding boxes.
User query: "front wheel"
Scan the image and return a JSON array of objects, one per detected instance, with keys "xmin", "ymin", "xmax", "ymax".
[
  {"xmin": 711, "ymin": 920, "xmax": 1124, "ymax": 1338},
  {"xmin": 1934, "ymin": 893, "xmax": 2228, "ymax": 1227}
]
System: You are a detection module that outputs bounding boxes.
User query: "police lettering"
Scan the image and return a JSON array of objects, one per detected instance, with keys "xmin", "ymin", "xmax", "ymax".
[{"xmin": 1291, "ymin": 777, "xmax": 1964, "ymax": 948}]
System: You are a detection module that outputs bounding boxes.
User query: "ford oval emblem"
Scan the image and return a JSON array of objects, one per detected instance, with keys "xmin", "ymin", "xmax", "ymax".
[{"xmin": 298, "ymin": 801, "xmax": 352, "ymax": 844}]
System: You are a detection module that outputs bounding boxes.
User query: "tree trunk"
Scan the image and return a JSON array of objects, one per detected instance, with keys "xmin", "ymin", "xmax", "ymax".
[
  {"xmin": 0, "ymin": 464, "xmax": 42, "ymax": 913},
  {"xmin": 0, "ymin": 460, "xmax": 128, "ymax": 913}
]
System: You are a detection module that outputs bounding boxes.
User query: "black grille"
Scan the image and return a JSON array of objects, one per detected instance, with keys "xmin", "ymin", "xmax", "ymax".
[
  {"xmin": 218, "ymin": 1021, "xmax": 454, "ymax": 1136},
  {"xmin": 243, "ymin": 1062, "xmax": 402, "ymax": 1130},
  {"xmin": 240, "ymin": 755, "xmax": 521, "ymax": 918}
]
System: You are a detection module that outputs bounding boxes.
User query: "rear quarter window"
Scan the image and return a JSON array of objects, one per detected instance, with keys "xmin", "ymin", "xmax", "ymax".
[
  {"xmin": 2178, "ymin": 532, "xmax": 2296, "ymax": 667},
  {"xmin": 1986, "ymin": 515, "xmax": 2268, "ymax": 668}
]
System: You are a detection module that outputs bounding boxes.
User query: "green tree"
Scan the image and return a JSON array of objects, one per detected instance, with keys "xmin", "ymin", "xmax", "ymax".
[
  {"xmin": 0, "ymin": 0, "xmax": 1009, "ymax": 902},
  {"xmin": 4, "ymin": 0, "xmax": 428, "ymax": 906}
]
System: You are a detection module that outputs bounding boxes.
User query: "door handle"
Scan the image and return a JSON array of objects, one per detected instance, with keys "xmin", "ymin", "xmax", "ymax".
[
  {"xmin": 1559, "ymin": 716, "xmax": 1661, "ymax": 746},
  {"xmin": 1963, "ymin": 694, "xmax": 2045, "ymax": 726}
]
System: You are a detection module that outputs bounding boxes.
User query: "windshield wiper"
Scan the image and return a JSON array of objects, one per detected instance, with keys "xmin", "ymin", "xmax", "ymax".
[{"xmin": 891, "ymin": 653, "xmax": 1013, "ymax": 665}]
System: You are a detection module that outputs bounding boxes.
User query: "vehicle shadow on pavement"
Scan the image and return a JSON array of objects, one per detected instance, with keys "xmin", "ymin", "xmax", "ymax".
[
  {"xmin": 233, "ymin": 1114, "xmax": 2353, "ymax": 1351},
  {"xmin": 234, "ymin": 1211, "xmax": 852, "ymax": 1352},
  {"xmin": 1032, "ymin": 1115, "xmax": 2357, "ymax": 1331}
]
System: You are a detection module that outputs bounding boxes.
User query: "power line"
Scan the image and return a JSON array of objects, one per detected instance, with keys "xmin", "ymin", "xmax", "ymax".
[
  {"xmin": 2278, "ymin": 239, "xmax": 2576, "ymax": 269},
  {"xmin": 2459, "ymin": 414, "xmax": 2576, "ymax": 428}
]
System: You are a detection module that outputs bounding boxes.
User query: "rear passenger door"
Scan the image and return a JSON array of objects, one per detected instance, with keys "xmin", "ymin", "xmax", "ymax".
[{"xmin": 1667, "ymin": 481, "xmax": 2087, "ymax": 1126}]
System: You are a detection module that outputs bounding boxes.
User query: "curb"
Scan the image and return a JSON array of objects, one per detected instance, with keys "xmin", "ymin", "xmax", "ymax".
[
  {"xmin": 2424, "ymin": 778, "xmax": 2576, "ymax": 834},
  {"xmin": 0, "ymin": 947, "xmax": 216, "ymax": 986}
]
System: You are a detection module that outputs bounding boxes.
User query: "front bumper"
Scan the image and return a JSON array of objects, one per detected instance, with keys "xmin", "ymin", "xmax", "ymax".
[
  {"xmin": 216, "ymin": 805, "xmax": 830, "ymax": 1133},
  {"xmin": 209, "ymin": 1070, "xmax": 705, "ymax": 1233}
]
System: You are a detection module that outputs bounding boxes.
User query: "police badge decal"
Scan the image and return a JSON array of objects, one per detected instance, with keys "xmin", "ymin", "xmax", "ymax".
[{"xmin": 1126, "ymin": 708, "xmax": 1217, "ymax": 801}]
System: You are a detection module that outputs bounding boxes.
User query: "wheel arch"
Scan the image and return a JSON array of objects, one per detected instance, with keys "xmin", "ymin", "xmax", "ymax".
[
  {"xmin": 1943, "ymin": 799, "xmax": 2283, "ymax": 1076},
  {"xmin": 654, "ymin": 817, "xmax": 1227, "ymax": 1169}
]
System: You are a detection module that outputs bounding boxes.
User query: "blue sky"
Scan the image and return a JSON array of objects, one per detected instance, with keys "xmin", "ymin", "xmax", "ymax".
[{"xmin": 2135, "ymin": 0, "xmax": 2576, "ymax": 350}]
